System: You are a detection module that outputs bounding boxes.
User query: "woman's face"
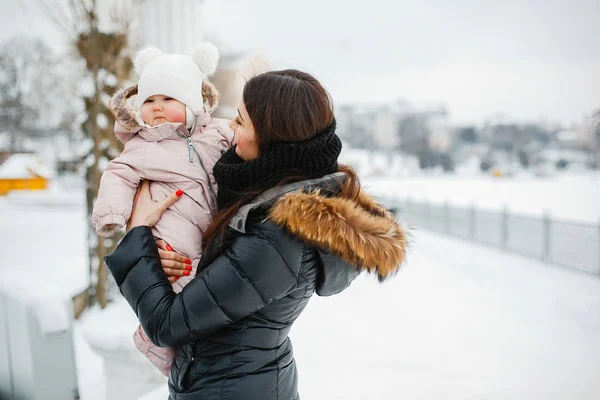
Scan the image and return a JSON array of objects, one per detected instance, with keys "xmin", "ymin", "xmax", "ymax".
[{"xmin": 229, "ymin": 99, "xmax": 259, "ymax": 161}]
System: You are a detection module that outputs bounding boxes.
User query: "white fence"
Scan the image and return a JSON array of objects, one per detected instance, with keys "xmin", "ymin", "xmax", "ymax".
[
  {"xmin": 0, "ymin": 287, "xmax": 79, "ymax": 399},
  {"xmin": 388, "ymin": 199, "xmax": 600, "ymax": 276}
]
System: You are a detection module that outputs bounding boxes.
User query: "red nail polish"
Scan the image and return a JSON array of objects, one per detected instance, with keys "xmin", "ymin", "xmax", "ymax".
[
  {"xmin": 176, "ymin": 189, "xmax": 184, "ymax": 197},
  {"xmin": 183, "ymin": 271, "xmax": 190, "ymax": 276},
  {"xmin": 184, "ymin": 259, "xmax": 191, "ymax": 264},
  {"xmin": 185, "ymin": 265, "xmax": 192, "ymax": 271},
  {"xmin": 166, "ymin": 244, "xmax": 173, "ymax": 251},
  {"xmin": 174, "ymin": 276, "xmax": 179, "ymax": 280}
]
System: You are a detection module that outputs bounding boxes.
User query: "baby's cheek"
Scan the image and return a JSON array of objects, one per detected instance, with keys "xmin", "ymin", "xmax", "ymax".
[
  {"xmin": 140, "ymin": 107, "xmax": 152, "ymax": 124},
  {"xmin": 167, "ymin": 108, "xmax": 186, "ymax": 124}
]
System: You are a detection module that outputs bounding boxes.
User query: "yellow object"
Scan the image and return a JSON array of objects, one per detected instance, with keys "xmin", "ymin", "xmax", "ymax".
[
  {"xmin": 491, "ymin": 168, "xmax": 503, "ymax": 178},
  {"xmin": 0, "ymin": 176, "xmax": 48, "ymax": 195}
]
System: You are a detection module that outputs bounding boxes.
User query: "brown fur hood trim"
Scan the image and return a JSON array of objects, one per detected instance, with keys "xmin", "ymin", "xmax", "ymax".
[
  {"xmin": 108, "ymin": 80, "xmax": 221, "ymax": 130},
  {"xmin": 269, "ymin": 189, "xmax": 408, "ymax": 280}
]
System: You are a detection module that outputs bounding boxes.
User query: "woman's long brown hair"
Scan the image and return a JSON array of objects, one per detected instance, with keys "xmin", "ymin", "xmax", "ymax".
[{"xmin": 203, "ymin": 70, "xmax": 361, "ymax": 250}]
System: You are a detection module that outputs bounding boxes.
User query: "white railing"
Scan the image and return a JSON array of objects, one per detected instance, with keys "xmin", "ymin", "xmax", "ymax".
[{"xmin": 387, "ymin": 199, "xmax": 600, "ymax": 276}]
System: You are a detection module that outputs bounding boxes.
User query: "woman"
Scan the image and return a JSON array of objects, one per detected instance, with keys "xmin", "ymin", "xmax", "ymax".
[{"xmin": 105, "ymin": 69, "xmax": 408, "ymax": 399}]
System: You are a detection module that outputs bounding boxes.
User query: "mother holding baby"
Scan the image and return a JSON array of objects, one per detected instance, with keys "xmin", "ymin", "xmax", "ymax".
[{"xmin": 103, "ymin": 42, "xmax": 408, "ymax": 399}]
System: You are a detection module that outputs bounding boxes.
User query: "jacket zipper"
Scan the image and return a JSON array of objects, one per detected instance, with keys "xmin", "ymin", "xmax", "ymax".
[
  {"xmin": 186, "ymin": 136, "xmax": 195, "ymax": 162},
  {"xmin": 179, "ymin": 130, "xmax": 218, "ymax": 204}
]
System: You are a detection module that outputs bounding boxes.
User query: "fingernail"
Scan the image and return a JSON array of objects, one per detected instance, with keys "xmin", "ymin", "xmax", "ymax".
[
  {"xmin": 166, "ymin": 244, "xmax": 173, "ymax": 251},
  {"xmin": 176, "ymin": 189, "xmax": 184, "ymax": 197},
  {"xmin": 184, "ymin": 259, "xmax": 191, "ymax": 264},
  {"xmin": 174, "ymin": 276, "xmax": 179, "ymax": 280},
  {"xmin": 183, "ymin": 271, "xmax": 190, "ymax": 276},
  {"xmin": 185, "ymin": 265, "xmax": 192, "ymax": 271}
]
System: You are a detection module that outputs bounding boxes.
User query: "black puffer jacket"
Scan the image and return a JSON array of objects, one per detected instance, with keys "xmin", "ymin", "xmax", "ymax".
[{"xmin": 105, "ymin": 173, "xmax": 407, "ymax": 400}]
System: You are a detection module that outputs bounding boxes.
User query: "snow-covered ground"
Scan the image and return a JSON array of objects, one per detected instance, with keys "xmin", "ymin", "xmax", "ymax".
[
  {"xmin": 363, "ymin": 174, "xmax": 600, "ymax": 224},
  {"xmin": 70, "ymin": 229, "xmax": 600, "ymax": 400},
  {"xmin": 292, "ymin": 229, "xmax": 600, "ymax": 399},
  {"xmin": 2, "ymin": 174, "xmax": 600, "ymax": 399},
  {"xmin": 0, "ymin": 177, "xmax": 89, "ymax": 299}
]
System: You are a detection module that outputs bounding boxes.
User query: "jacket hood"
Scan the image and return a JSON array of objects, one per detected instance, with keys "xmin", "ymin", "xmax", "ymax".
[
  {"xmin": 108, "ymin": 81, "xmax": 221, "ymax": 143},
  {"xmin": 229, "ymin": 173, "xmax": 409, "ymax": 296}
]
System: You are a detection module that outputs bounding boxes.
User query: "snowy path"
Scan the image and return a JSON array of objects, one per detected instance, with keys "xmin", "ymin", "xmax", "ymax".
[
  {"xmin": 363, "ymin": 174, "xmax": 600, "ymax": 224},
  {"xmin": 291, "ymin": 230, "xmax": 600, "ymax": 400},
  {"xmin": 2, "ymin": 187, "xmax": 599, "ymax": 399},
  {"xmin": 0, "ymin": 193, "xmax": 89, "ymax": 298}
]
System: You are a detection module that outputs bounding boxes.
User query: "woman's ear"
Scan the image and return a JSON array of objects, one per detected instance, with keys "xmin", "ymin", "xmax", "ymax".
[{"xmin": 134, "ymin": 46, "xmax": 164, "ymax": 75}]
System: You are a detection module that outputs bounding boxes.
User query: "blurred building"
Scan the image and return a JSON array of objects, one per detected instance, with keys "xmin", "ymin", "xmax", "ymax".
[
  {"xmin": 210, "ymin": 51, "xmax": 269, "ymax": 119},
  {"xmin": 335, "ymin": 99, "xmax": 450, "ymax": 153},
  {"xmin": 484, "ymin": 124, "xmax": 511, "ymax": 149},
  {"xmin": 481, "ymin": 119, "xmax": 557, "ymax": 158},
  {"xmin": 0, "ymin": 153, "xmax": 52, "ymax": 195},
  {"xmin": 421, "ymin": 106, "xmax": 451, "ymax": 153},
  {"xmin": 334, "ymin": 104, "xmax": 397, "ymax": 149},
  {"xmin": 133, "ymin": 0, "xmax": 268, "ymax": 120},
  {"xmin": 554, "ymin": 129, "xmax": 584, "ymax": 150},
  {"xmin": 577, "ymin": 109, "xmax": 600, "ymax": 168},
  {"xmin": 579, "ymin": 110, "xmax": 600, "ymax": 151},
  {"xmin": 136, "ymin": 0, "xmax": 206, "ymax": 54}
]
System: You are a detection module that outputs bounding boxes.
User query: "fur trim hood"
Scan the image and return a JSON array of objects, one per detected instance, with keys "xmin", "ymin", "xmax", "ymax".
[
  {"xmin": 269, "ymin": 186, "xmax": 408, "ymax": 283},
  {"xmin": 108, "ymin": 80, "xmax": 221, "ymax": 131},
  {"xmin": 230, "ymin": 173, "xmax": 409, "ymax": 294}
]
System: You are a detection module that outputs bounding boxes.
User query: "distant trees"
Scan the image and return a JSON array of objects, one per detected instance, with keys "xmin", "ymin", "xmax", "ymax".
[
  {"xmin": 458, "ymin": 127, "xmax": 478, "ymax": 143},
  {"xmin": 518, "ymin": 150, "xmax": 530, "ymax": 168},
  {"xmin": 0, "ymin": 37, "xmax": 79, "ymax": 152}
]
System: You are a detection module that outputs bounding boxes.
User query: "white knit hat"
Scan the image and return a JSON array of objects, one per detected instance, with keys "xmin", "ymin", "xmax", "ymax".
[{"xmin": 134, "ymin": 42, "xmax": 219, "ymax": 128}]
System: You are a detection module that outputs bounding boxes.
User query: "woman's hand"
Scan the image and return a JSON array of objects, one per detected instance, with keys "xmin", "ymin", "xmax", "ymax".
[
  {"xmin": 156, "ymin": 239, "xmax": 193, "ymax": 283},
  {"xmin": 127, "ymin": 180, "xmax": 184, "ymax": 231}
]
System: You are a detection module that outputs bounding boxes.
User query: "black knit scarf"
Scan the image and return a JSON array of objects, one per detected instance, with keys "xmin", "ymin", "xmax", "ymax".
[{"xmin": 213, "ymin": 120, "xmax": 342, "ymax": 210}]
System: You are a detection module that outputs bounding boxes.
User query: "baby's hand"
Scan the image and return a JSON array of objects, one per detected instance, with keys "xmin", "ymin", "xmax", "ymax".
[
  {"xmin": 104, "ymin": 224, "xmax": 119, "ymax": 232},
  {"xmin": 156, "ymin": 240, "xmax": 193, "ymax": 283}
]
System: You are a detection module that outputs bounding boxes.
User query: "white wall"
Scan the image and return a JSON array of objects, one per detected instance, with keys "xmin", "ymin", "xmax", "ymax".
[{"xmin": 136, "ymin": 0, "xmax": 205, "ymax": 54}]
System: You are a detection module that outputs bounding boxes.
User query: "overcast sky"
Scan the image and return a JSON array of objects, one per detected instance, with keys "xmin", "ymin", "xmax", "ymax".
[{"xmin": 3, "ymin": 0, "xmax": 599, "ymax": 126}]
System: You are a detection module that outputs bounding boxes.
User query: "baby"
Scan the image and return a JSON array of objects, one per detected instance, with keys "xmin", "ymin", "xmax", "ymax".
[{"xmin": 92, "ymin": 42, "xmax": 234, "ymax": 376}]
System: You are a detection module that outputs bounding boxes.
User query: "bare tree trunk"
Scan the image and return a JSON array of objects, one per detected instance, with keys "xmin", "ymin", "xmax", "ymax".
[
  {"xmin": 89, "ymin": 66, "xmax": 109, "ymax": 308},
  {"xmin": 40, "ymin": 0, "xmax": 134, "ymax": 309}
]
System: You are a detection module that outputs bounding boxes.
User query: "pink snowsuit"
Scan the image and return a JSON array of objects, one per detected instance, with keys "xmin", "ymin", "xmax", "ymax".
[{"xmin": 92, "ymin": 83, "xmax": 234, "ymax": 376}]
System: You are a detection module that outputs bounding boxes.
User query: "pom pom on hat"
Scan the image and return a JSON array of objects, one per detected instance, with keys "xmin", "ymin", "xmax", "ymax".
[
  {"xmin": 190, "ymin": 42, "xmax": 219, "ymax": 76},
  {"xmin": 134, "ymin": 46, "xmax": 164, "ymax": 76}
]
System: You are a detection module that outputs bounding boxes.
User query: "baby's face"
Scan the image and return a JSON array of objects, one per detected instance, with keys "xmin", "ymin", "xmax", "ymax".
[{"xmin": 140, "ymin": 95, "xmax": 186, "ymax": 127}]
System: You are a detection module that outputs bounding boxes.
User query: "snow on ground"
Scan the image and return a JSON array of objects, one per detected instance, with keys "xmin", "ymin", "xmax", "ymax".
[
  {"xmin": 291, "ymin": 229, "xmax": 600, "ymax": 400},
  {"xmin": 0, "ymin": 176, "xmax": 96, "ymax": 398},
  {"xmin": 2, "ymin": 174, "xmax": 600, "ymax": 399},
  {"xmin": 363, "ymin": 174, "xmax": 600, "ymax": 224},
  {"xmin": 73, "ymin": 323, "xmax": 106, "ymax": 400},
  {"xmin": 0, "ymin": 153, "xmax": 55, "ymax": 179},
  {"xmin": 69, "ymin": 228, "xmax": 600, "ymax": 400},
  {"xmin": 0, "ymin": 177, "xmax": 88, "ymax": 299},
  {"xmin": 340, "ymin": 148, "xmax": 420, "ymax": 179}
]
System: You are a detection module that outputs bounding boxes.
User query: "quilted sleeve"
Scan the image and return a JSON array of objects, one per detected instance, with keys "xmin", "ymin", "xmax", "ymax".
[{"xmin": 104, "ymin": 225, "xmax": 300, "ymax": 347}]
